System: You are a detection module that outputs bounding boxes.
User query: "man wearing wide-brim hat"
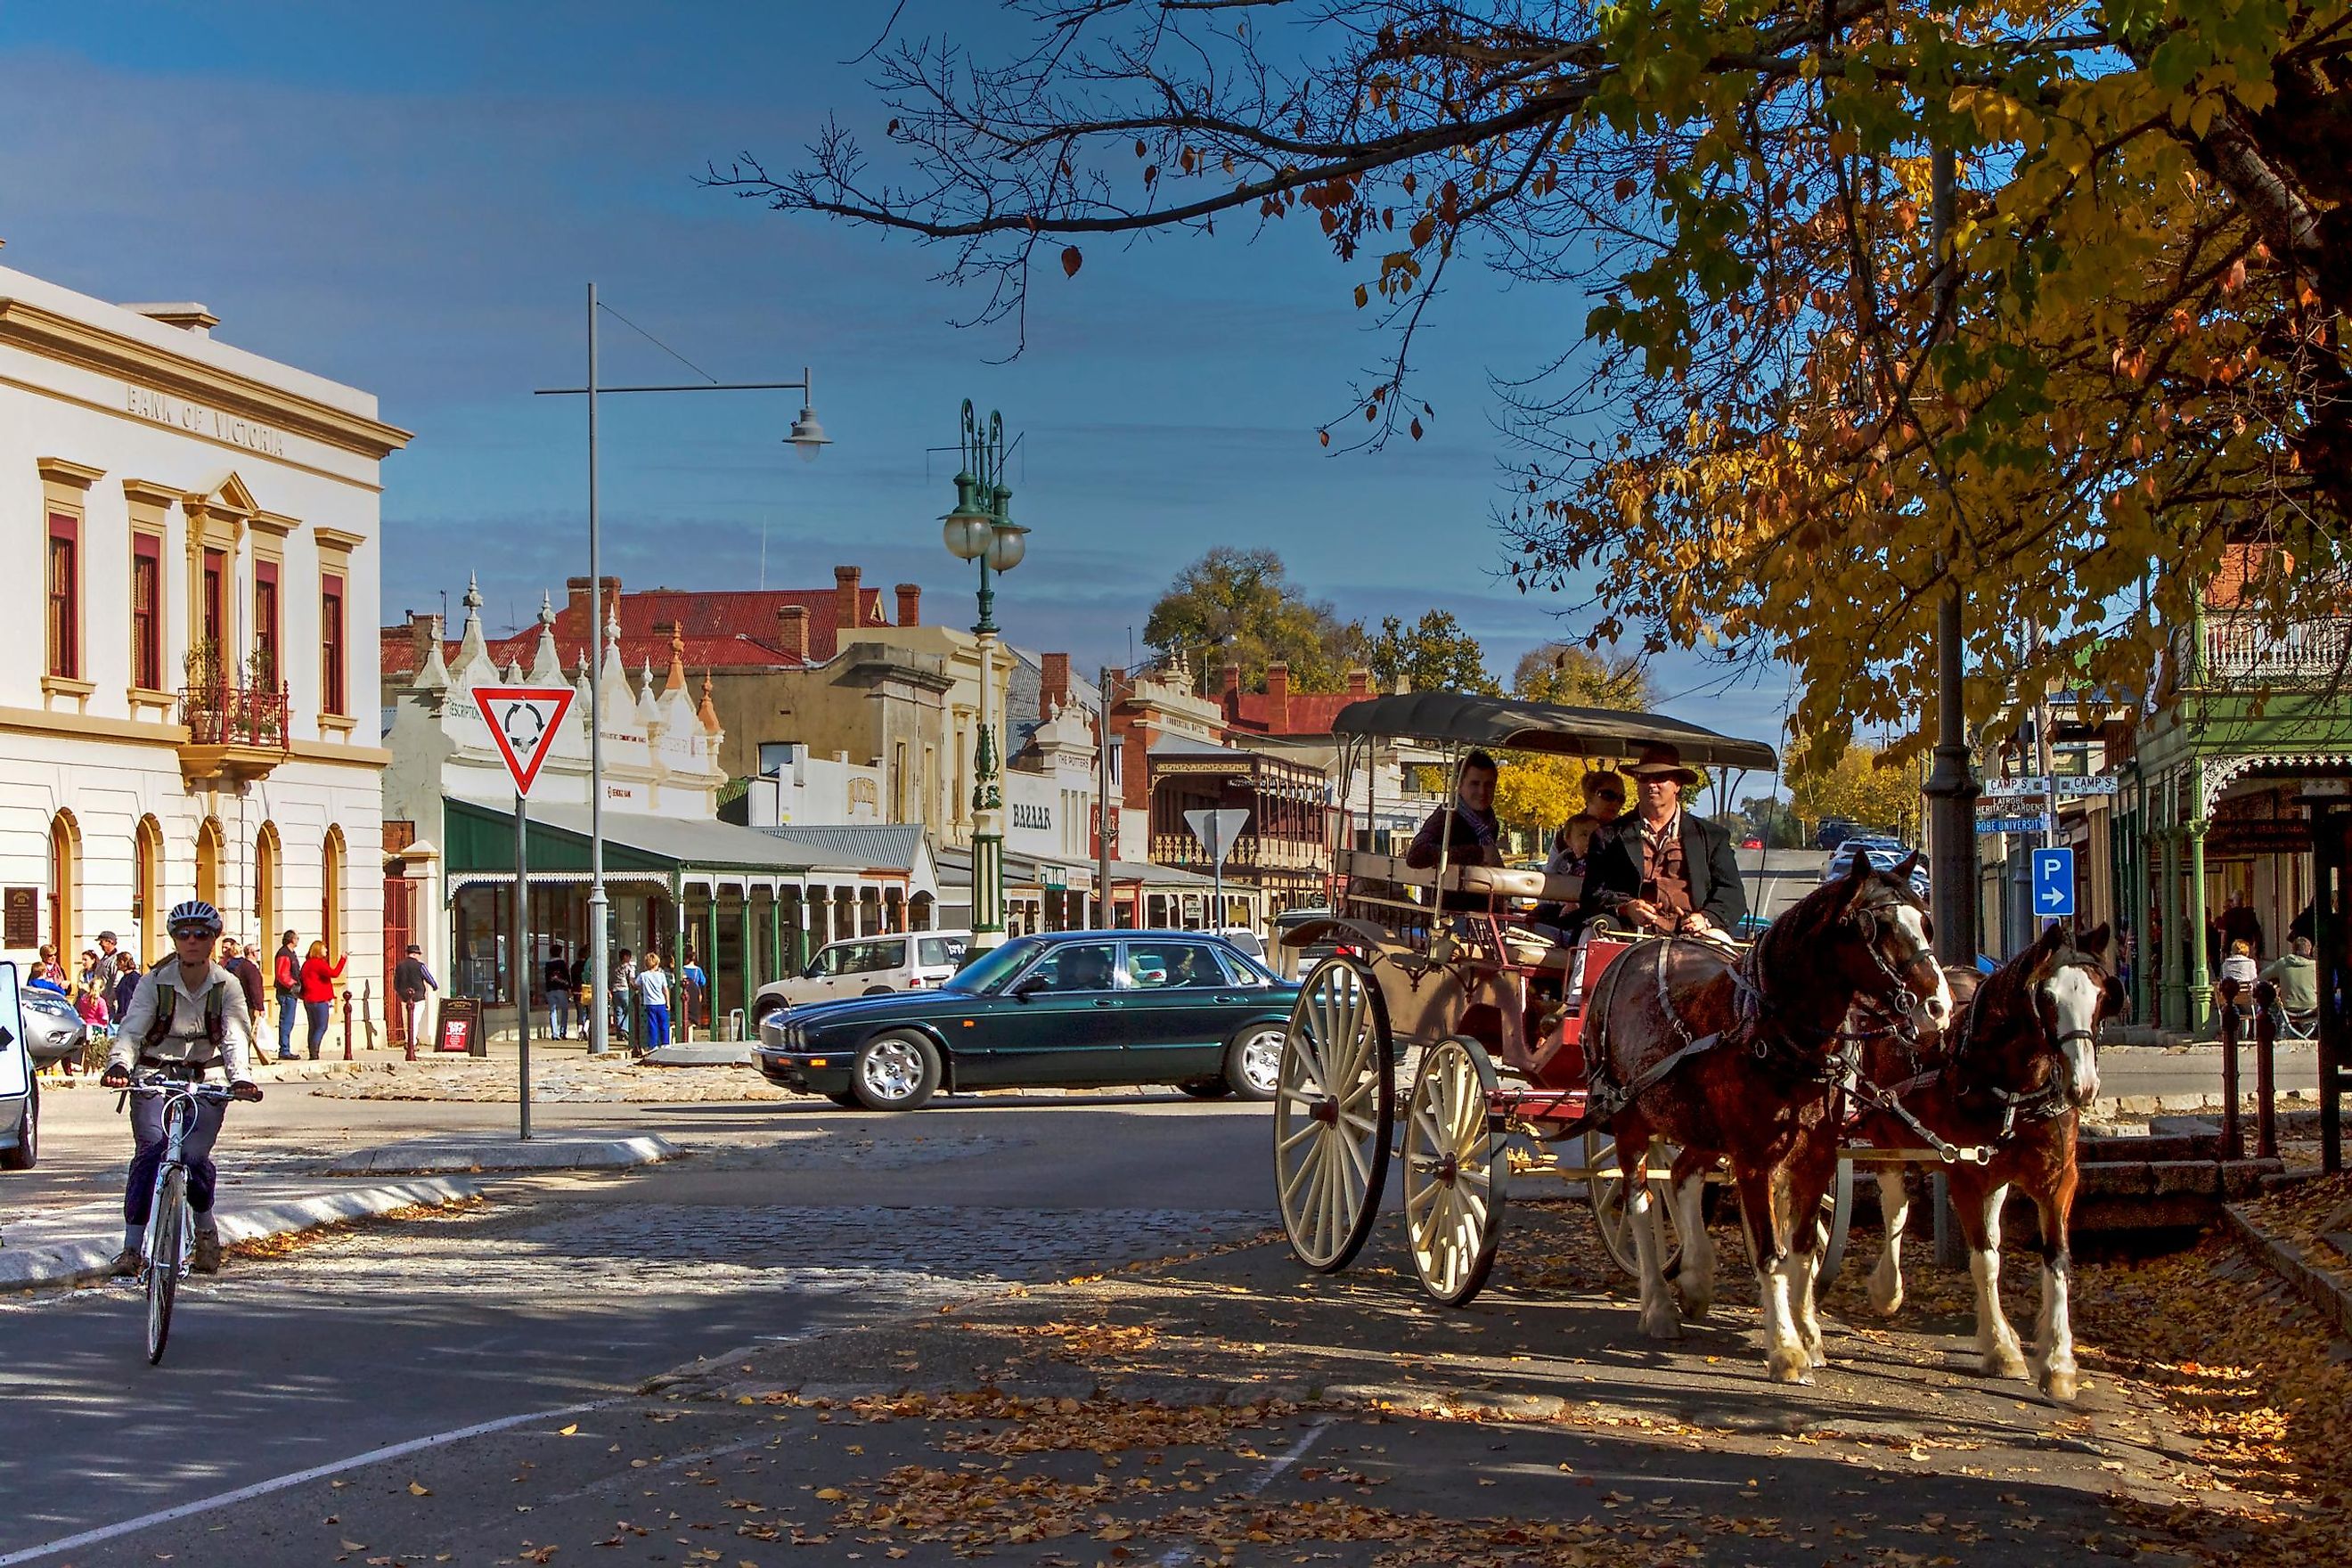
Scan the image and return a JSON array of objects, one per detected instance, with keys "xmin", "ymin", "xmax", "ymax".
[{"xmin": 1579, "ymin": 742, "xmax": 1746, "ymax": 938}]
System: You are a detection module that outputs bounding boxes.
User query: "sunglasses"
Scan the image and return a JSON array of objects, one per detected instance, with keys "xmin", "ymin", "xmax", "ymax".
[{"xmin": 172, "ymin": 927, "xmax": 216, "ymax": 942}]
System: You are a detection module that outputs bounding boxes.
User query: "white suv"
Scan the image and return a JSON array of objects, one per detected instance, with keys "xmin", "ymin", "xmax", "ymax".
[{"xmin": 752, "ymin": 930, "xmax": 974, "ymax": 1024}]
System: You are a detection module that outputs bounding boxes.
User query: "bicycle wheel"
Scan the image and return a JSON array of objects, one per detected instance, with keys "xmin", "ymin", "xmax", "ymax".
[{"xmin": 146, "ymin": 1168, "xmax": 185, "ymax": 1366}]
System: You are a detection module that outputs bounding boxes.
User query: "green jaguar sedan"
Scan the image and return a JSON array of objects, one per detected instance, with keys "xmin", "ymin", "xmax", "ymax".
[{"xmin": 753, "ymin": 930, "xmax": 1301, "ymax": 1111}]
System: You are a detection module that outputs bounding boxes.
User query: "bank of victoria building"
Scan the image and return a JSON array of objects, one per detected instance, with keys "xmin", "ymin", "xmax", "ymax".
[{"xmin": 0, "ymin": 265, "xmax": 407, "ymax": 984}]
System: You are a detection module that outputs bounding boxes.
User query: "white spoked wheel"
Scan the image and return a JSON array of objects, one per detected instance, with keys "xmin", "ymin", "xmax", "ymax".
[
  {"xmin": 1813, "ymin": 1154, "xmax": 1857, "ymax": 1286},
  {"xmin": 1403, "ymin": 1036, "xmax": 1508, "ymax": 1307},
  {"xmin": 1274, "ymin": 958, "xmax": 1393, "ymax": 1273},
  {"xmin": 1586, "ymin": 1131, "xmax": 1695, "ymax": 1280}
]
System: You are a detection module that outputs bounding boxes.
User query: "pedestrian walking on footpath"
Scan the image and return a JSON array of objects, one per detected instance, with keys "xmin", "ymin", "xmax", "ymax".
[
  {"xmin": 299, "ymin": 940, "xmax": 347, "ymax": 1059},
  {"xmin": 222, "ymin": 939, "xmax": 266, "ymax": 1029},
  {"xmin": 545, "ymin": 943, "xmax": 575, "ymax": 1041},
  {"xmin": 273, "ymin": 930, "xmax": 303, "ymax": 1060},
  {"xmin": 392, "ymin": 943, "xmax": 438, "ymax": 1049},
  {"xmin": 681, "ymin": 950, "xmax": 708, "ymax": 1039},
  {"xmin": 636, "ymin": 951, "xmax": 672, "ymax": 1049},
  {"xmin": 610, "ymin": 948, "xmax": 636, "ymax": 1044},
  {"xmin": 110, "ymin": 951, "xmax": 141, "ymax": 1022}
]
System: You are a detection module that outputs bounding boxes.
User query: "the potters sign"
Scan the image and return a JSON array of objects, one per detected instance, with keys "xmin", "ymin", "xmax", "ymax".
[{"xmin": 472, "ymin": 685, "xmax": 575, "ymax": 796}]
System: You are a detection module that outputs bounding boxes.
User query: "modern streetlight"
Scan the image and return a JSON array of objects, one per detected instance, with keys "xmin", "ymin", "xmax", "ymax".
[
  {"xmin": 942, "ymin": 400, "xmax": 1027, "ymax": 950},
  {"xmin": 537, "ymin": 282, "xmax": 829, "ymax": 1052}
]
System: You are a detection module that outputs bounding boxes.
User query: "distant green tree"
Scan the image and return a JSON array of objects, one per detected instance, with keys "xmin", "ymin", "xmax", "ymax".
[
  {"xmin": 1511, "ymin": 644, "xmax": 1656, "ymax": 711},
  {"xmin": 1364, "ymin": 609, "xmax": 1497, "ymax": 697},
  {"xmin": 1142, "ymin": 547, "xmax": 1361, "ymax": 695}
]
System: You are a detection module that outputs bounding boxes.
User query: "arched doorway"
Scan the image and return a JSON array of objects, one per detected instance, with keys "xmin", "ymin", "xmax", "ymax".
[
  {"xmin": 322, "ymin": 825, "xmax": 347, "ymax": 958},
  {"xmin": 195, "ymin": 817, "xmax": 224, "ymax": 908},
  {"xmin": 135, "ymin": 815, "xmax": 165, "ymax": 964},
  {"xmin": 47, "ymin": 811, "xmax": 79, "ymax": 959},
  {"xmin": 253, "ymin": 821, "xmax": 281, "ymax": 951}
]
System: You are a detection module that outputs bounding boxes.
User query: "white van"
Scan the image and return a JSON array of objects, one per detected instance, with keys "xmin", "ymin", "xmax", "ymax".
[{"xmin": 751, "ymin": 930, "xmax": 974, "ymax": 1023}]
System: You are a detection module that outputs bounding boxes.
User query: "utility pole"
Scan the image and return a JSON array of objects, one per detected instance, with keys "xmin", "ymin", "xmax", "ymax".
[
  {"xmin": 1919, "ymin": 138, "xmax": 1982, "ymax": 966},
  {"xmin": 1097, "ymin": 666, "xmax": 1116, "ymax": 930}
]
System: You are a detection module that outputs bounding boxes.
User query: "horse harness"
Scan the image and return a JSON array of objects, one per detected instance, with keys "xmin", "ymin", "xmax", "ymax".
[{"xmin": 1858, "ymin": 962, "xmax": 2096, "ymax": 1157}]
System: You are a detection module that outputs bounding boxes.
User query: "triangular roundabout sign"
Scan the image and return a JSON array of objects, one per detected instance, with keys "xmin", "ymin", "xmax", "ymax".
[{"xmin": 473, "ymin": 685, "xmax": 575, "ymax": 797}]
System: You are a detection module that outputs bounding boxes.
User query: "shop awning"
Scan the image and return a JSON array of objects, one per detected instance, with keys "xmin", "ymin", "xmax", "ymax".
[{"xmin": 443, "ymin": 796, "xmax": 871, "ymax": 883}]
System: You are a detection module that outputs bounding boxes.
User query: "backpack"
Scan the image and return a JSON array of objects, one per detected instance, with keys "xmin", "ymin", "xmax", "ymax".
[{"xmin": 143, "ymin": 964, "xmax": 230, "ymax": 1054}]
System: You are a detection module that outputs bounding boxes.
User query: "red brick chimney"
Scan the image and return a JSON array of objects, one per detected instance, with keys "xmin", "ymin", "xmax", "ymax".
[
  {"xmin": 1221, "ymin": 663, "xmax": 1242, "ymax": 697},
  {"xmin": 894, "ymin": 583, "xmax": 920, "ymax": 626},
  {"xmin": 1346, "ymin": 667, "xmax": 1370, "ymax": 697},
  {"xmin": 1266, "ymin": 662, "xmax": 1292, "ymax": 731},
  {"xmin": 834, "ymin": 566, "xmax": 862, "ymax": 633},
  {"xmin": 1040, "ymin": 652, "xmax": 1070, "ymax": 715},
  {"xmin": 776, "ymin": 604, "xmax": 810, "ymax": 663},
  {"xmin": 561, "ymin": 575, "xmax": 621, "ymax": 638}
]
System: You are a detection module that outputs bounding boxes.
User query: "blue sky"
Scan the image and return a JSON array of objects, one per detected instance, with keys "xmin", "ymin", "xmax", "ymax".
[{"xmin": 0, "ymin": 1, "xmax": 1791, "ymax": 750}]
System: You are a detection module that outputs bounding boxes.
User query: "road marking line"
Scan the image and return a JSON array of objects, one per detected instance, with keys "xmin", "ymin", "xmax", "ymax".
[
  {"xmin": 0, "ymin": 1399, "xmax": 617, "ymax": 1567},
  {"xmin": 1155, "ymin": 1415, "xmax": 1335, "ymax": 1567}
]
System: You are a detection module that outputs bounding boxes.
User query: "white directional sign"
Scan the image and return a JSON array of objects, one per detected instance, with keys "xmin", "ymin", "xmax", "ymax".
[
  {"xmin": 2032, "ymin": 847, "xmax": 2077, "ymax": 916},
  {"xmin": 0, "ymin": 962, "xmax": 29, "ymax": 1106},
  {"xmin": 473, "ymin": 685, "xmax": 576, "ymax": 797},
  {"xmin": 1979, "ymin": 776, "xmax": 2052, "ymax": 800},
  {"xmin": 2058, "ymin": 776, "xmax": 2120, "ymax": 796}
]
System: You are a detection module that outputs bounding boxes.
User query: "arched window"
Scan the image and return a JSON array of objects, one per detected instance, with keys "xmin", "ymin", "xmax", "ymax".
[
  {"xmin": 48, "ymin": 811, "xmax": 79, "ymax": 958},
  {"xmin": 195, "ymin": 817, "xmax": 224, "ymax": 907},
  {"xmin": 135, "ymin": 814, "xmax": 165, "ymax": 964},
  {"xmin": 322, "ymin": 825, "xmax": 347, "ymax": 958},
  {"xmin": 253, "ymin": 821, "xmax": 282, "ymax": 952}
]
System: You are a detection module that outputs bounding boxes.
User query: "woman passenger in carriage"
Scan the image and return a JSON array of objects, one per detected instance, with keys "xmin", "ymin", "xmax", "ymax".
[
  {"xmin": 1404, "ymin": 748, "xmax": 1504, "ymax": 871},
  {"xmin": 1579, "ymin": 743, "xmax": 1747, "ymax": 938}
]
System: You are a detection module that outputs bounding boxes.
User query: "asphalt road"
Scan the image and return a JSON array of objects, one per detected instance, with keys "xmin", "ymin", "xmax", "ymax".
[{"xmin": 0, "ymin": 1088, "xmax": 1278, "ymax": 1564}]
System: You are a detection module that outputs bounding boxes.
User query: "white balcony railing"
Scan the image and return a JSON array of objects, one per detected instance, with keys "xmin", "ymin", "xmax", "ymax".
[{"xmin": 2200, "ymin": 615, "xmax": 2352, "ymax": 685}]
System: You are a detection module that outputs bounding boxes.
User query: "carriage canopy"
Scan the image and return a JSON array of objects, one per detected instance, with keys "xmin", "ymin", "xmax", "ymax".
[{"xmin": 1330, "ymin": 691, "xmax": 1777, "ymax": 772}]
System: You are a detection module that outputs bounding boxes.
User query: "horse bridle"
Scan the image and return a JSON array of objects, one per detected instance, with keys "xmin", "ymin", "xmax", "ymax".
[
  {"xmin": 1951, "ymin": 956, "xmax": 2103, "ymax": 1139},
  {"xmin": 1734, "ymin": 891, "xmax": 1940, "ymax": 1082}
]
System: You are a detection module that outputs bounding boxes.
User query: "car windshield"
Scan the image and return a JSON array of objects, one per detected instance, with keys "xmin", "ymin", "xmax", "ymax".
[{"xmin": 942, "ymin": 937, "xmax": 1044, "ymax": 994}]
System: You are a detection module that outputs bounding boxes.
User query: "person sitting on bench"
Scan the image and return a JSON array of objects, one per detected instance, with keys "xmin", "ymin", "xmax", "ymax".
[{"xmin": 1406, "ymin": 749, "xmax": 1505, "ymax": 912}]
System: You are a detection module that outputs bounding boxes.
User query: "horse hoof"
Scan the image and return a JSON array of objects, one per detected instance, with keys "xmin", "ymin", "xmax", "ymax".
[
  {"xmin": 1982, "ymin": 1349, "xmax": 2029, "ymax": 1381},
  {"xmin": 2041, "ymin": 1368, "xmax": 2079, "ymax": 1403},
  {"xmin": 1867, "ymin": 1277, "xmax": 1904, "ymax": 1316},
  {"xmin": 1672, "ymin": 1279, "xmax": 1713, "ymax": 1320},
  {"xmin": 1767, "ymin": 1347, "xmax": 1814, "ymax": 1384},
  {"xmin": 1807, "ymin": 1343, "xmax": 1829, "ymax": 1369},
  {"xmin": 1638, "ymin": 1303, "xmax": 1684, "ymax": 1341}
]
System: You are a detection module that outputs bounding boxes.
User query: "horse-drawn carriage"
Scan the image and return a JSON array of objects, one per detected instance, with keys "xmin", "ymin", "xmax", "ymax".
[
  {"xmin": 1270, "ymin": 691, "xmax": 1793, "ymax": 1305},
  {"xmin": 1272, "ymin": 689, "xmax": 2115, "ymax": 1396}
]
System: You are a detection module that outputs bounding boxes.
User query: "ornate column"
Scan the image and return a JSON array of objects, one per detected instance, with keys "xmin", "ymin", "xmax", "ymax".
[
  {"xmin": 2185, "ymin": 817, "xmax": 2213, "ymax": 1033},
  {"xmin": 2159, "ymin": 827, "xmax": 2184, "ymax": 1032}
]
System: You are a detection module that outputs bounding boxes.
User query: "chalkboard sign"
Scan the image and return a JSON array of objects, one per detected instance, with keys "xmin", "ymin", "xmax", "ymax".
[
  {"xmin": 436, "ymin": 995, "xmax": 485, "ymax": 1056},
  {"xmin": 3, "ymin": 888, "xmax": 37, "ymax": 950}
]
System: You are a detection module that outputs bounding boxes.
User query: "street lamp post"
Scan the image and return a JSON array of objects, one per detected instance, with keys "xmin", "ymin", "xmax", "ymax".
[
  {"xmin": 942, "ymin": 401, "xmax": 1028, "ymax": 951},
  {"xmin": 537, "ymin": 283, "xmax": 829, "ymax": 1051}
]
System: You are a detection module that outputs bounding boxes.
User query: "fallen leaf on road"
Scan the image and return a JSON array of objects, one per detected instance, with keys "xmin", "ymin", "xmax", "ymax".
[
  {"xmin": 814, "ymin": 1487, "xmax": 846, "ymax": 1501},
  {"xmin": 409, "ymin": 1481, "xmax": 430, "ymax": 1496},
  {"xmin": 559, "ymin": 1423, "xmax": 579, "ymax": 1435}
]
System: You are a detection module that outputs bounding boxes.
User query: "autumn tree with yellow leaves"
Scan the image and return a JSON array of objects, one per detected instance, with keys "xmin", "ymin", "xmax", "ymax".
[{"xmin": 720, "ymin": 0, "xmax": 2349, "ymax": 758}]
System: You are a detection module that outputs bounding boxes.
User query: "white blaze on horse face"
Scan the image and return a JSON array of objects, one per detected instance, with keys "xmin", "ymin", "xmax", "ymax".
[
  {"xmin": 1886, "ymin": 903, "xmax": 1952, "ymax": 1026},
  {"xmin": 2046, "ymin": 964, "xmax": 2103, "ymax": 1106}
]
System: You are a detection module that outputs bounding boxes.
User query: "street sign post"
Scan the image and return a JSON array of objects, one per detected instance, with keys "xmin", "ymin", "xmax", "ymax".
[
  {"xmin": 1183, "ymin": 807, "xmax": 1252, "ymax": 933},
  {"xmin": 474, "ymin": 684, "xmax": 575, "ymax": 1141},
  {"xmin": 2031, "ymin": 846, "xmax": 2076, "ymax": 919}
]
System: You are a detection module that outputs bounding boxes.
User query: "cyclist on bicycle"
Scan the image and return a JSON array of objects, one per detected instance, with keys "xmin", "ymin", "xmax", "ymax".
[{"xmin": 98, "ymin": 900, "xmax": 265, "ymax": 1277}]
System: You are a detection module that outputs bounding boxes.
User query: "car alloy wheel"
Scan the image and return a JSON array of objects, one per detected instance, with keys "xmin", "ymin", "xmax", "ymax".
[
  {"xmin": 851, "ymin": 1033, "xmax": 939, "ymax": 1111},
  {"xmin": 1232, "ymin": 1025, "xmax": 1285, "ymax": 1100}
]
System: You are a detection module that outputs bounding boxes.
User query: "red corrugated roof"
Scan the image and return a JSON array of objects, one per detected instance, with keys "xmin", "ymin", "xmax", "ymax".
[
  {"xmin": 553, "ymin": 585, "xmax": 884, "ymax": 665},
  {"xmin": 383, "ymin": 632, "xmax": 799, "ymax": 681}
]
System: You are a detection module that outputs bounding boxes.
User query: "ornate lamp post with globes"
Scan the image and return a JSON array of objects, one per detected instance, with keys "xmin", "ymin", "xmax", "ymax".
[{"xmin": 942, "ymin": 401, "xmax": 1029, "ymax": 950}]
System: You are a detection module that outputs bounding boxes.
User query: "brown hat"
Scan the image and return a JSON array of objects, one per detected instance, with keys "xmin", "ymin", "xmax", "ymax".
[{"xmin": 1626, "ymin": 742, "xmax": 1702, "ymax": 786}]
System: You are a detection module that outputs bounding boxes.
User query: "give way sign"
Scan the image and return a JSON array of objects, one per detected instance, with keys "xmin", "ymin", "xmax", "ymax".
[{"xmin": 473, "ymin": 685, "xmax": 575, "ymax": 796}]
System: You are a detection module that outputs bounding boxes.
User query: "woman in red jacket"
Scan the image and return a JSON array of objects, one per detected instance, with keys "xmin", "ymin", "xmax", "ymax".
[{"xmin": 300, "ymin": 940, "xmax": 347, "ymax": 1060}]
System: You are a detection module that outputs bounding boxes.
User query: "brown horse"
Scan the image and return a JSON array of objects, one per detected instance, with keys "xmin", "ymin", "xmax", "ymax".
[
  {"xmin": 1856, "ymin": 920, "xmax": 2121, "ymax": 1401},
  {"xmin": 1585, "ymin": 859, "xmax": 1952, "ymax": 1384}
]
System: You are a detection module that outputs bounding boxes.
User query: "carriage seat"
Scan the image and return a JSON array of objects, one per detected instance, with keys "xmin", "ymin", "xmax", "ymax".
[{"xmin": 1501, "ymin": 927, "xmax": 1580, "ymax": 972}]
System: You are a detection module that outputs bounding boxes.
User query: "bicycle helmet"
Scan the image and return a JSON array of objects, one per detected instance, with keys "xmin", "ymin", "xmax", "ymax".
[{"xmin": 166, "ymin": 899, "xmax": 223, "ymax": 937}]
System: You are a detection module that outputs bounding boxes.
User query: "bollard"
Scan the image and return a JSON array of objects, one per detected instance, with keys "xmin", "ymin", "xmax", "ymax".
[
  {"xmin": 2253, "ymin": 979, "xmax": 2279, "ymax": 1160},
  {"xmin": 341, "ymin": 988, "xmax": 354, "ymax": 1061},
  {"xmin": 2217, "ymin": 976, "xmax": 2243, "ymax": 1160}
]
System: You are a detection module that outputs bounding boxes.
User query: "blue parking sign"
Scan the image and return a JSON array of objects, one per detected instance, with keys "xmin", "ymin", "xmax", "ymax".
[{"xmin": 2031, "ymin": 847, "xmax": 2075, "ymax": 918}]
